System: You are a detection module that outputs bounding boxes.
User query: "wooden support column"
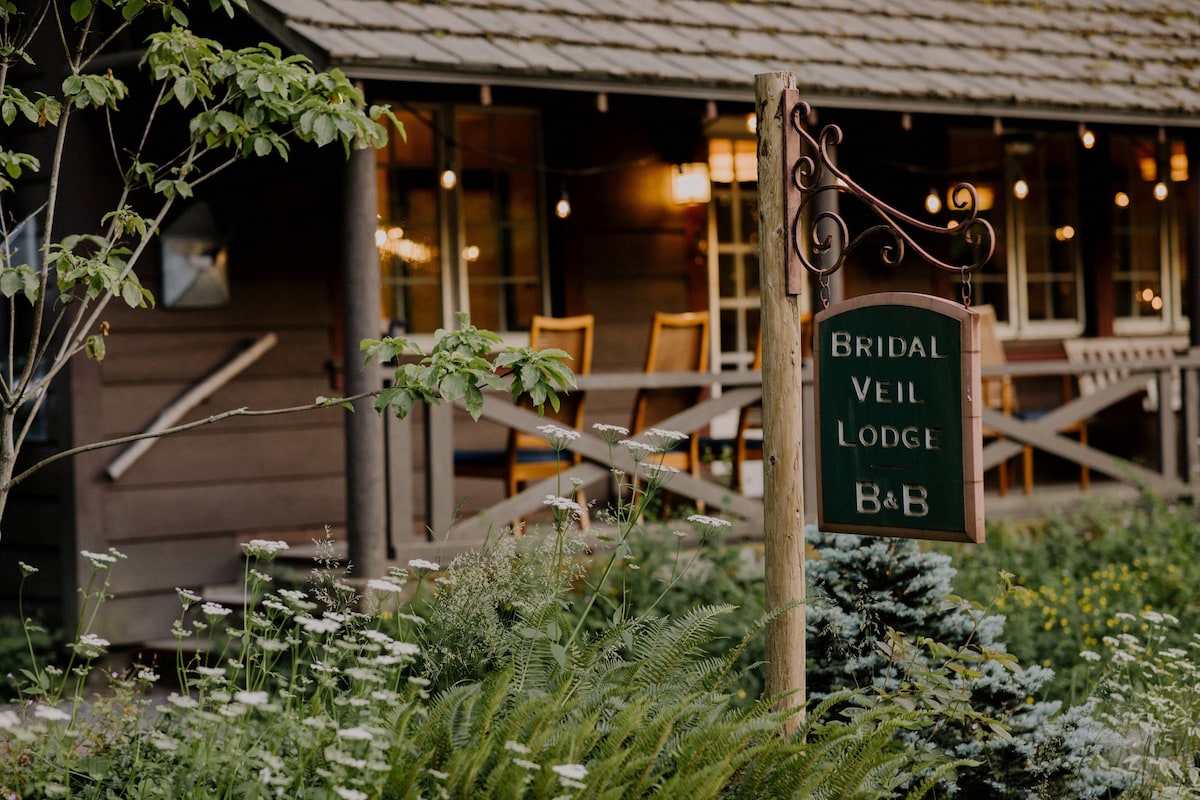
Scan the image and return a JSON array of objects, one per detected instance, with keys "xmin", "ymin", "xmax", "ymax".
[
  {"xmin": 343, "ymin": 139, "xmax": 387, "ymax": 579},
  {"xmin": 755, "ymin": 72, "xmax": 807, "ymax": 731}
]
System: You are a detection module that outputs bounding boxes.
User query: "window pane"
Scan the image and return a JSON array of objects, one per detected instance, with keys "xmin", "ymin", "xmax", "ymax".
[
  {"xmin": 377, "ymin": 108, "xmax": 443, "ymax": 334},
  {"xmin": 1111, "ymin": 135, "xmax": 1167, "ymax": 325}
]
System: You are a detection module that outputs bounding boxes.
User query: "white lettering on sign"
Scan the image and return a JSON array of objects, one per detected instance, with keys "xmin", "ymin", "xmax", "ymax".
[
  {"xmin": 830, "ymin": 331, "xmax": 945, "ymax": 359},
  {"xmin": 850, "ymin": 376, "xmax": 924, "ymax": 404},
  {"xmin": 854, "ymin": 481, "xmax": 931, "ymax": 518},
  {"xmin": 837, "ymin": 421, "xmax": 941, "ymax": 450}
]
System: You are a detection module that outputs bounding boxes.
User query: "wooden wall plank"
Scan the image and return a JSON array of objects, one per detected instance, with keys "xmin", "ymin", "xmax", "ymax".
[{"xmin": 101, "ymin": 476, "xmax": 344, "ymax": 541}]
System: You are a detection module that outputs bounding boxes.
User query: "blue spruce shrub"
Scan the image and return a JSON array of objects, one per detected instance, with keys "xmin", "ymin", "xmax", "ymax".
[{"xmin": 805, "ymin": 527, "xmax": 1126, "ymax": 799}]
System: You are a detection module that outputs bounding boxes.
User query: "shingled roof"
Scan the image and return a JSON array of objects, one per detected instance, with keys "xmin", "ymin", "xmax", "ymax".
[{"xmin": 245, "ymin": 0, "xmax": 1200, "ymax": 126}]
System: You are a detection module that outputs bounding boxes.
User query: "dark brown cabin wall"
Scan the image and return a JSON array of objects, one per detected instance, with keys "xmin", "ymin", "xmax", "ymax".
[
  {"xmin": 545, "ymin": 98, "xmax": 703, "ymax": 428},
  {"xmin": 70, "ymin": 147, "xmax": 353, "ymax": 644}
]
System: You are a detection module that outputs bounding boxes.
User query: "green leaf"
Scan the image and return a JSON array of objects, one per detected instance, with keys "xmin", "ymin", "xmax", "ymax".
[
  {"xmin": 439, "ymin": 372, "xmax": 469, "ymax": 404},
  {"xmin": 173, "ymin": 76, "xmax": 196, "ymax": 107},
  {"xmin": 85, "ymin": 334, "xmax": 106, "ymax": 361},
  {"xmin": 69, "ymin": 0, "xmax": 91, "ymax": 21}
]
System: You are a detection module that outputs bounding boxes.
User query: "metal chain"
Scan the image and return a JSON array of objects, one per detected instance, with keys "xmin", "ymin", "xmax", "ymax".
[
  {"xmin": 819, "ymin": 275, "xmax": 831, "ymax": 309},
  {"xmin": 960, "ymin": 269, "xmax": 973, "ymax": 308}
]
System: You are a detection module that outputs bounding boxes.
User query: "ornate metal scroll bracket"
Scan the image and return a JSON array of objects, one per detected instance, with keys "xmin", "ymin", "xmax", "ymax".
[{"xmin": 782, "ymin": 91, "xmax": 996, "ymax": 305}]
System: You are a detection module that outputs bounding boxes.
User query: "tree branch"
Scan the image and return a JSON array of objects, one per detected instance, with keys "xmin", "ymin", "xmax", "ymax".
[{"xmin": 5, "ymin": 389, "xmax": 382, "ymax": 490}]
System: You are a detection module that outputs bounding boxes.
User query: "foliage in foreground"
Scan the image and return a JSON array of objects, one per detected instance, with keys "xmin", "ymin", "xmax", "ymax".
[
  {"xmin": 0, "ymin": 527, "xmax": 974, "ymax": 796},
  {"xmin": 945, "ymin": 492, "xmax": 1200, "ymax": 703},
  {"xmin": 0, "ymin": 436, "xmax": 987, "ymax": 799}
]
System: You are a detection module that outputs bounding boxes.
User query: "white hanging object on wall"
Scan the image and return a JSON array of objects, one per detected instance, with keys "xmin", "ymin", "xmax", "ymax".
[{"xmin": 161, "ymin": 203, "xmax": 229, "ymax": 309}]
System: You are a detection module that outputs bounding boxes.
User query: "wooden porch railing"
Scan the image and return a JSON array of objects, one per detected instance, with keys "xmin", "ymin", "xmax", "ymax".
[{"xmin": 383, "ymin": 351, "xmax": 1200, "ymax": 563}]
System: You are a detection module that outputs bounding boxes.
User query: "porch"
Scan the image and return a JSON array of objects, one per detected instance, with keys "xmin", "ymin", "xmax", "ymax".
[{"xmin": 377, "ymin": 347, "xmax": 1200, "ymax": 564}]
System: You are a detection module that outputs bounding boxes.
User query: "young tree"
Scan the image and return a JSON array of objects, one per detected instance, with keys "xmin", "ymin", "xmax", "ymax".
[{"xmin": 0, "ymin": 0, "xmax": 398, "ymax": 531}]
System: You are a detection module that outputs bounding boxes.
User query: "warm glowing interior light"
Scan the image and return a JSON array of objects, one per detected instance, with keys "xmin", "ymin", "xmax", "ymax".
[
  {"xmin": 1170, "ymin": 142, "xmax": 1189, "ymax": 181},
  {"xmin": 554, "ymin": 189, "xmax": 571, "ymax": 219},
  {"xmin": 1151, "ymin": 295, "xmax": 1164, "ymax": 311},
  {"xmin": 1154, "ymin": 181, "xmax": 1168, "ymax": 201},
  {"xmin": 440, "ymin": 169, "xmax": 457, "ymax": 190},
  {"xmin": 376, "ymin": 228, "xmax": 436, "ymax": 263},
  {"xmin": 1141, "ymin": 287, "xmax": 1155, "ymax": 302},
  {"xmin": 1013, "ymin": 179, "xmax": 1029, "ymax": 200},
  {"xmin": 462, "ymin": 245, "xmax": 480, "ymax": 261},
  {"xmin": 1137, "ymin": 154, "xmax": 1158, "ymax": 182},
  {"xmin": 1079, "ymin": 126, "xmax": 1096, "ymax": 149},
  {"xmin": 1054, "ymin": 225, "xmax": 1076, "ymax": 241},
  {"xmin": 924, "ymin": 188, "xmax": 942, "ymax": 214},
  {"xmin": 745, "ymin": 113, "xmax": 757, "ymax": 134},
  {"xmin": 671, "ymin": 162, "xmax": 712, "ymax": 205},
  {"xmin": 1114, "ymin": 191, "xmax": 1130, "ymax": 208}
]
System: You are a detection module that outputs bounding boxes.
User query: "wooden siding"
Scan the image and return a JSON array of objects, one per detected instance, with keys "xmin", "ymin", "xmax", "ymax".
[{"xmin": 63, "ymin": 147, "xmax": 354, "ymax": 645}]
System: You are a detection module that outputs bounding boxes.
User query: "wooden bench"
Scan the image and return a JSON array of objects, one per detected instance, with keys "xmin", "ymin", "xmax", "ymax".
[{"xmin": 1062, "ymin": 335, "xmax": 1189, "ymax": 413}]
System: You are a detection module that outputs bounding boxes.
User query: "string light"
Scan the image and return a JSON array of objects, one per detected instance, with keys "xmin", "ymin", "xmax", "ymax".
[
  {"xmin": 1154, "ymin": 181, "xmax": 1168, "ymax": 201},
  {"xmin": 555, "ymin": 184, "xmax": 572, "ymax": 219},
  {"xmin": 1078, "ymin": 122, "xmax": 1096, "ymax": 149},
  {"xmin": 596, "ymin": 92, "xmax": 608, "ymax": 113},
  {"xmin": 1013, "ymin": 179, "xmax": 1029, "ymax": 200},
  {"xmin": 440, "ymin": 167, "xmax": 457, "ymax": 190},
  {"xmin": 924, "ymin": 188, "xmax": 941, "ymax": 214}
]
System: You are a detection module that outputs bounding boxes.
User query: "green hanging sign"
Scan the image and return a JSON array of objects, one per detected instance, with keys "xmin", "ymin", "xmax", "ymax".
[{"xmin": 813, "ymin": 293, "xmax": 984, "ymax": 543}]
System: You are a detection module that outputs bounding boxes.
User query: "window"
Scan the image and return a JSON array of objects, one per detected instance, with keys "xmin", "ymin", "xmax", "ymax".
[
  {"xmin": 1108, "ymin": 135, "xmax": 1188, "ymax": 334},
  {"xmin": 1007, "ymin": 134, "xmax": 1085, "ymax": 338},
  {"xmin": 375, "ymin": 105, "xmax": 548, "ymax": 338},
  {"xmin": 707, "ymin": 136, "xmax": 761, "ymax": 371}
]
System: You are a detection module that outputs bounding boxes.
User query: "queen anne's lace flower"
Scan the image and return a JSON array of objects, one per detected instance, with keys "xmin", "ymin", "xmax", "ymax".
[
  {"xmin": 408, "ymin": 559, "xmax": 440, "ymax": 572},
  {"xmin": 241, "ymin": 539, "xmax": 290, "ymax": 558}
]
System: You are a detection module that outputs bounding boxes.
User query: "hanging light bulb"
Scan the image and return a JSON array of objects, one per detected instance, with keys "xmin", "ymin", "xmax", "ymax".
[
  {"xmin": 555, "ymin": 184, "xmax": 572, "ymax": 219},
  {"xmin": 924, "ymin": 188, "xmax": 942, "ymax": 214},
  {"xmin": 1154, "ymin": 181, "xmax": 1168, "ymax": 201},
  {"xmin": 1013, "ymin": 178, "xmax": 1030, "ymax": 200},
  {"xmin": 1078, "ymin": 122, "xmax": 1096, "ymax": 149},
  {"xmin": 440, "ymin": 168, "xmax": 457, "ymax": 190}
]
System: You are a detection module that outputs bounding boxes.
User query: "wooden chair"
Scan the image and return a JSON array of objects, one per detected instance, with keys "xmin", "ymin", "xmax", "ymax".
[
  {"xmin": 455, "ymin": 314, "xmax": 594, "ymax": 498},
  {"xmin": 977, "ymin": 305, "xmax": 1088, "ymax": 496},
  {"xmin": 629, "ymin": 311, "xmax": 710, "ymax": 477}
]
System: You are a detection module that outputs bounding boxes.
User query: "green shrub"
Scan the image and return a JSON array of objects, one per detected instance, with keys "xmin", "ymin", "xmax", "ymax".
[
  {"xmin": 945, "ymin": 493, "xmax": 1200, "ymax": 702},
  {"xmin": 806, "ymin": 528, "xmax": 1126, "ymax": 799}
]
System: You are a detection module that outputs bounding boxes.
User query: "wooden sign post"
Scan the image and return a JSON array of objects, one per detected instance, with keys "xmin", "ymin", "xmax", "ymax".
[{"xmin": 754, "ymin": 72, "xmax": 994, "ymax": 729}]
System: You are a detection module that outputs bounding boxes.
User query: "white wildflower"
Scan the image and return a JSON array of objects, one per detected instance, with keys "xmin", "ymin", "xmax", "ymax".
[
  {"xmin": 687, "ymin": 514, "xmax": 732, "ymax": 529},
  {"xmin": 80, "ymin": 550, "xmax": 118, "ymax": 568},
  {"xmin": 646, "ymin": 427, "xmax": 687, "ymax": 443},
  {"xmin": 1143, "ymin": 610, "xmax": 1165, "ymax": 624},
  {"xmin": 233, "ymin": 691, "xmax": 271, "ymax": 707},
  {"xmin": 218, "ymin": 703, "xmax": 249, "ymax": 717},
  {"xmin": 537, "ymin": 424, "xmax": 581, "ymax": 447},
  {"xmin": 334, "ymin": 788, "xmax": 368, "ymax": 800},
  {"xmin": 201, "ymin": 602, "xmax": 232, "ymax": 619},
  {"xmin": 544, "ymin": 495, "xmax": 584, "ymax": 516},
  {"xmin": 505, "ymin": 740, "xmax": 531, "ymax": 754},
  {"xmin": 408, "ymin": 676, "xmax": 431, "ymax": 687},
  {"xmin": 619, "ymin": 439, "xmax": 657, "ymax": 459},
  {"xmin": 389, "ymin": 641, "xmax": 421, "ymax": 656},
  {"xmin": 367, "ymin": 578, "xmax": 404, "ymax": 594},
  {"xmin": 514, "ymin": 758, "xmax": 540, "ymax": 770},
  {"xmin": 167, "ymin": 693, "xmax": 199, "ymax": 709},
  {"xmin": 137, "ymin": 668, "xmax": 160, "ymax": 684},
  {"xmin": 592, "ymin": 422, "xmax": 629, "ymax": 440},
  {"xmin": 1079, "ymin": 650, "xmax": 1101, "ymax": 662},
  {"xmin": 72, "ymin": 633, "xmax": 110, "ymax": 658},
  {"xmin": 408, "ymin": 558, "xmax": 440, "ymax": 572},
  {"xmin": 241, "ymin": 539, "xmax": 290, "ymax": 558},
  {"xmin": 256, "ymin": 637, "xmax": 289, "ymax": 652},
  {"xmin": 149, "ymin": 732, "xmax": 179, "ymax": 752},
  {"xmin": 0, "ymin": 710, "xmax": 20, "ymax": 731},
  {"xmin": 295, "ymin": 616, "xmax": 341, "ymax": 635},
  {"xmin": 195, "ymin": 666, "xmax": 226, "ymax": 679},
  {"xmin": 427, "ymin": 769, "xmax": 449, "ymax": 780},
  {"xmin": 552, "ymin": 763, "xmax": 588, "ymax": 782},
  {"xmin": 337, "ymin": 726, "xmax": 374, "ymax": 741},
  {"xmin": 34, "ymin": 705, "xmax": 71, "ymax": 722},
  {"xmin": 640, "ymin": 462, "xmax": 679, "ymax": 476}
]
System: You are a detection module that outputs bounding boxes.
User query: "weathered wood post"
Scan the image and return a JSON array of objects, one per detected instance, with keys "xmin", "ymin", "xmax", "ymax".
[
  {"xmin": 343, "ymin": 136, "xmax": 388, "ymax": 579},
  {"xmin": 755, "ymin": 71, "xmax": 807, "ymax": 730}
]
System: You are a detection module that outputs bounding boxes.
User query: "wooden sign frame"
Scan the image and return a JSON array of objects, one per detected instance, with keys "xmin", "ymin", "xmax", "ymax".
[{"xmin": 812, "ymin": 292, "xmax": 984, "ymax": 543}]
